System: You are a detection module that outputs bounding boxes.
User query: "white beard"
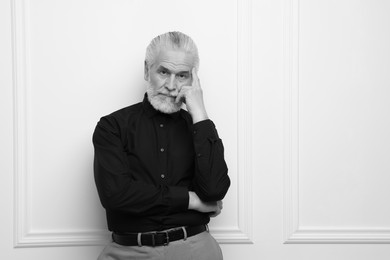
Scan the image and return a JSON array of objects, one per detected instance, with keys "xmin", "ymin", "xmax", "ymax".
[{"xmin": 146, "ymin": 82, "xmax": 183, "ymax": 114}]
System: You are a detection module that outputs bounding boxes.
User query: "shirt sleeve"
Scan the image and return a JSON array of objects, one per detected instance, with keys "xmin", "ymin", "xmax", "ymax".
[
  {"xmin": 191, "ymin": 119, "xmax": 230, "ymax": 202},
  {"xmin": 93, "ymin": 116, "xmax": 189, "ymax": 216}
]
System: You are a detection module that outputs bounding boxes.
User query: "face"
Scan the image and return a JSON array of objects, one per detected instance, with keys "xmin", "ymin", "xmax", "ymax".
[{"xmin": 145, "ymin": 48, "xmax": 195, "ymax": 114}]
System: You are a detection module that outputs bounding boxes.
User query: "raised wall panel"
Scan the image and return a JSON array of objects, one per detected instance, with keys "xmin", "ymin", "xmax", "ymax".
[
  {"xmin": 13, "ymin": 0, "xmax": 253, "ymax": 247},
  {"xmin": 283, "ymin": 0, "xmax": 390, "ymax": 244}
]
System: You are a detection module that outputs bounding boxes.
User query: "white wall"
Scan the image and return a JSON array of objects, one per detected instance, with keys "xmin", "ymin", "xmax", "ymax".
[
  {"xmin": 284, "ymin": 0, "xmax": 390, "ymax": 244},
  {"xmin": 1, "ymin": 0, "xmax": 390, "ymax": 259}
]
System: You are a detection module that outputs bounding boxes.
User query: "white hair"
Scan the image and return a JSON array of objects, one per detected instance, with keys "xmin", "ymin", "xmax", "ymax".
[{"xmin": 145, "ymin": 31, "xmax": 199, "ymax": 70}]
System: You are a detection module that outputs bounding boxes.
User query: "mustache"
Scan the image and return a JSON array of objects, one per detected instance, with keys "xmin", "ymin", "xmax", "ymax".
[
  {"xmin": 146, "ymin": 83, "xmax": 179, "ymax": 98},
  {"xmin": 162, "ymin": 94, "xmax": 177, "ymax": 98},
  {"xmin": 146, "ymin": 84, "xmax": 182, "ymax": 114}
]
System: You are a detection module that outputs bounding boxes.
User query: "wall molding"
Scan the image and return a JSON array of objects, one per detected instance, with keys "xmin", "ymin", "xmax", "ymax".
[
  {"xmin": 286, "ymin": 227, "xmax": 390, "ymax": 244},
  {"xmin": 282, "ymin": 0, "xmax": 390, "ymax": 244},
  {"xmin": 235, "ymin": 0, "xmax": 253, "ymax": 244},
  {"xmin": 12, "ymin": 0, "xmax": 253, "ymax": 247},
  {"xmin": 12, "ymin": 0, "xmax": 33, "ymax": 249}
]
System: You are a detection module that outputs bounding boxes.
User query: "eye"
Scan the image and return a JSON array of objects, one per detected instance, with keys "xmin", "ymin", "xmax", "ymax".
[
  {"xmin": 177, "ymin": 73, "xmax": 189, "ymax": 80},
  {"xmin": 159, "ymin": 69, "xmax": 169, "ymax": 76}
]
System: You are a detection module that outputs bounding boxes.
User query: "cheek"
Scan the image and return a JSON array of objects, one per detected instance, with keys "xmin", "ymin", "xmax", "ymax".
[
  {"xmin": 150, "ymin": 75, "xmax": 166, "ymax": 88},
  {"xmin": 177, "ymin": 79, "xmax": 191, "ymax": 89}
]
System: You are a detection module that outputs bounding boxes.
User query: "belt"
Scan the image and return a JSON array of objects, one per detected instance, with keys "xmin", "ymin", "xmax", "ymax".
[{"xmin": 112, "ymin": 225, "xmax": 207, "ymax": 247}]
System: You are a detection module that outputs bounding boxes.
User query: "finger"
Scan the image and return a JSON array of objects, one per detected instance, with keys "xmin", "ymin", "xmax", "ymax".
[
  {"xmin": 218, "ymin": 201, "xmax": 223, "ymax": 210},
  {"xmin": 175, "ymin": 90, "xmax": 186, "ymax": 103},
  {"xmin": 209, "ymin": 208, "xmax": 221, "ymax": 218},
  {"xmin": 175, "ymin": 86, "xmax": 191, "ymax": 103},
  {"xmin": 175, "ymin": 93, "xmax": 182, "ymax": 104},
  {"xmin": 209, "ymin": 212, "xmax": 218, "ymax": 218},
  {"xmin": 209, "ymin": 212, "xmax": 216, "ymax": 218},
  {"xmin": 192, "ymin": 67, "xmax": 199, "ymax": 86}
]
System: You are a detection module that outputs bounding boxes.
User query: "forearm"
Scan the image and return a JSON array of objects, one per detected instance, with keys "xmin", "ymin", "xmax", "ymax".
[
  {"xmin": 191, "ymin": 120, "xmax": 231, "ymax": 201},
  {"xmin": 188, "ymin": 191, "xmax": 217, "ymax": 212},
  {"xmin": 188, "ymin": 104, "xmax": 208, "ymax": 124},
  {"xmin": 94, "ymin": 166, "xmax": 189, "ymax": 216}
]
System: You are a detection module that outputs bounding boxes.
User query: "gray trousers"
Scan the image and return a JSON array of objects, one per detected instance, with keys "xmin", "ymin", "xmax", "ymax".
[{"xmin": 97, "ymin": 231, "xmax": 223, "ymax": 260}]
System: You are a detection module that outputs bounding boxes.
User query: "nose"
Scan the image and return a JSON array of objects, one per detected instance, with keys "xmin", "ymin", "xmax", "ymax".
[{"xmin": 166, "ymin": 75, "xmax": 177, "ymax": 91}]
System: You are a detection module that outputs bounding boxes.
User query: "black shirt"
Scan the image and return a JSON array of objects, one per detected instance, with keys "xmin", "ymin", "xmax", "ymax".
[{"xmin": 93, "ymin": 94, "xmax": 230, "ymax": 232}]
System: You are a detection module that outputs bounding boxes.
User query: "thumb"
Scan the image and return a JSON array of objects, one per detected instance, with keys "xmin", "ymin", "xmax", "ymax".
[{"xmin": 175, "ymin": 91, "xmax": 184, "ymax": 104}]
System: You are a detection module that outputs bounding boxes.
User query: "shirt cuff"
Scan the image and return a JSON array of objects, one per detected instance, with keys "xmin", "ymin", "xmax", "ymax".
[
  {"xmin": 191, "ymin": 119, "xmax": 219, "ymax": 142},
  {"xmin": 165, "ymin": 186, "xmax": 189, "ymax": 213}
]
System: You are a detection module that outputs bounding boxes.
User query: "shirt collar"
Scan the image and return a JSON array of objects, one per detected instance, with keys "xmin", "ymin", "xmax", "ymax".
[{"xmin": 142, "ymin": 93, "xmax": 183, "ymax": 120}]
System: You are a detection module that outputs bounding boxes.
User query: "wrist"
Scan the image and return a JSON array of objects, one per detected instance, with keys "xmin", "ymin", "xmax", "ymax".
[
  {"xmin": 188, "ymin": 191, "xmax": 200, "ymax": 210},
  {"xmin": 190, "ymin": 109, "xmax": 208, "ymax": 124},
  {"xmin": 188, "ymin": 191, "xmax": 195, "ymax": 210}
]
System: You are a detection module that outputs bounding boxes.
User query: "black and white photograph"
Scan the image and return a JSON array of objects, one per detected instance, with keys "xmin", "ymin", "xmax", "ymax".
[{"xmin": 1, "ymin": 0, "xmax": 390, "ymax": 259}]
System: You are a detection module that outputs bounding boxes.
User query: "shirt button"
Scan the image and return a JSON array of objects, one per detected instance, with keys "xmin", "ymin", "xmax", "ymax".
[
  {"xmin": 161, "ymin": 174, "xmax": 165, "ymax": 179},
  {"xmin": 193, "ymin": 130, "xmax": 197, "ymax": 134},
  {"xmin": 160, "ymin": 148, "xmax": 165, "ymax": 152},
  {"xmin": 160, "ymin": 124, "xmax": 164, "ymax": 128}
]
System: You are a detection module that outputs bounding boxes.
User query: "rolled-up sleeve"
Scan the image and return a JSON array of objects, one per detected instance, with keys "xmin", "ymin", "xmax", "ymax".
[
  {"xmin": 93, "ymin": 116, "xmax": 189, "ymax": 216},
  {"xmin": 191, "ymin": 119, "xmax": 230, "ymax": 202}
]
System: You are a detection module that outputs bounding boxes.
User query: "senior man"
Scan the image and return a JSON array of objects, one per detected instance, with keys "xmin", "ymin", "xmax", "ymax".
[{"xmin": 93, "ymin": 31, "xmax": 230, "ymax": 260}]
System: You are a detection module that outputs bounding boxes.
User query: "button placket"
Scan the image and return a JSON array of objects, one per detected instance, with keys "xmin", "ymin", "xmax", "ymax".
[{"xmin": 156, "ymin": 118, "xmax": 168, "ymax": 181}]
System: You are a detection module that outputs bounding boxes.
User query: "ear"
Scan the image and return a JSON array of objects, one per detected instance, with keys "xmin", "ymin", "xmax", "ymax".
[{"xmin": 144, "ymin": 61, "xmax": 149, "ymax": 81}]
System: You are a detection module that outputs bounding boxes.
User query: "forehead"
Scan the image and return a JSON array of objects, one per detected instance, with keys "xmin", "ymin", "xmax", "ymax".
[{"xmin": 153, "ymin": 48, "xmax": 195, "ymax": 72}]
